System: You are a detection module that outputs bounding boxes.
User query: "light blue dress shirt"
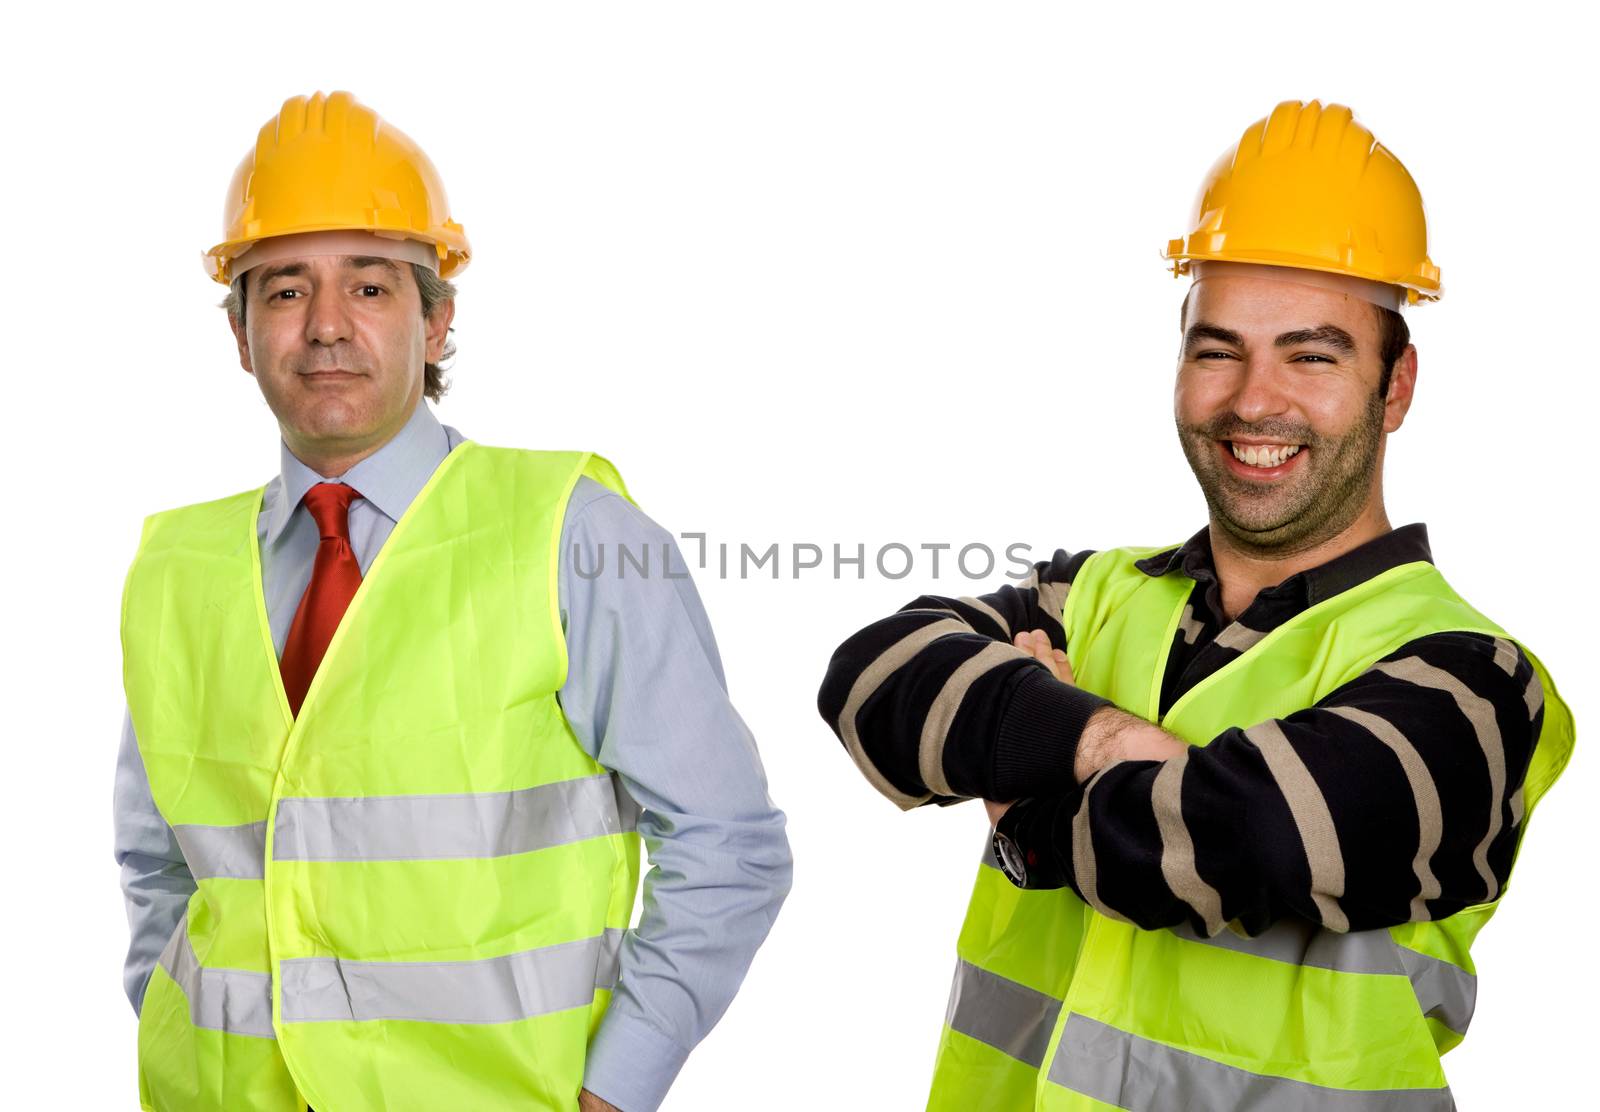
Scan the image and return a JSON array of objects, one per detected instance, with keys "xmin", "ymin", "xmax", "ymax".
[{"xmin": 113, "ymin": 400, "xmax": 792, "ymax": 1112}]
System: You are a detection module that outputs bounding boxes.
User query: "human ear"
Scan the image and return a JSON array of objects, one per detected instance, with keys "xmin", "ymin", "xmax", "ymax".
[
  {"xmin": 424, "ymin": 297, "xmax": 456, "ymax": 364},
  {"xmin": 1382, "ymin": 344, "xmax": 1418, "ymax": 433}
]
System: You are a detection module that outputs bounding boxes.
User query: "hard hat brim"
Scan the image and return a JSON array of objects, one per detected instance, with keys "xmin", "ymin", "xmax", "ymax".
[
  {"xmin": 204, "ymin": 223, "xmax": 470, "ymax": 285},
  {"xmin": 1163, "ymin": 241, "xmax": 1441, "ymax": 305}
]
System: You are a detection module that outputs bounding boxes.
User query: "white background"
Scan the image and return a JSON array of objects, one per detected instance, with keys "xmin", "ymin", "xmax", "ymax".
[{"xmin": 5, "ymin": 2, "xmax": 1594, "ymax": 1107}]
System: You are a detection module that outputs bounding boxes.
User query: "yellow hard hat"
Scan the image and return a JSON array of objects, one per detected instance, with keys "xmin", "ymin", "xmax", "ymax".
[
  {"xmin": 203, "ymin": 91, "xmax": 470, "ymax": 285},
  {"xmin": 1162, "ymin": 100, "xmax": 1441, "ymax": 305}
]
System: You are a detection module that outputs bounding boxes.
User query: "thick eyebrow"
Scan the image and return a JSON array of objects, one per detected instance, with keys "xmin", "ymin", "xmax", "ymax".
[
  {"xmin": 1183, "ymin": 322, "xmax": 1244, "ymax": 353},
  {"xmin": 252, "ymin": 255, "xmax": 402, "ymax": 294},
  {"xmin": 1183, "ymin": 321, "xmax": 1359, "ymax": 357},
  {"xmin": 1275, "ymin": 324, "xmax": 1357, "ymax": 356}
]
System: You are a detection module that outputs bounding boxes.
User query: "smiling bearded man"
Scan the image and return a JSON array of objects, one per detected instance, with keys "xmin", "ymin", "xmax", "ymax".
[
  {"xmin": 1175, "ymin": 273, "xmax": 1399, "ymax": 559},
  {"xmin": 817, "ymin": 100, "xmax": 1574, "ymax": 1111}
]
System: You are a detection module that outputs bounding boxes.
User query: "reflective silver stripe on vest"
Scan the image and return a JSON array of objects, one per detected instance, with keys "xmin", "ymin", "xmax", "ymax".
[
  {"xmin": 173, "ymin": 820, "xmax": 268, "ymax": 880},
  {"xmin": 944, "ymin": 959, "xmax": 1062, "ymax": 1069},
  {"xmin": 981, "ymin": 837, "xmax": 1469, "ymax": 1071},
  {"xmin": 273, "ymin": 773, "xmax": 637, "ymax": 862},
  {"xmin": 1174, "ymin": 920, "xmax": 1476, "ymax": 1035},
  {"xmin": 279, "ymin": 927, "xmax": 626, "ymax": 1024},
  {"xmin": 156, "ymin": 913, "xmax": 275, "ymax": 1039},
  {"xmin": 985, "ymin": 840, "xmax": 1473, "ymax": 1041},
  {"xmin": 1048, "ymin": 1012, "xmax": 1455, "ymax": 1110},
  {"xmin": 986, "ymin": 844, "xmax": 1400, "ymax": 974},
  {"xmin": 1395, "ymin": 945, "xmax": 1476, "ymax": 1036},
  {"xmin": 1168, "ymin": 917, "xmax": 1405, "ymax": 975}
]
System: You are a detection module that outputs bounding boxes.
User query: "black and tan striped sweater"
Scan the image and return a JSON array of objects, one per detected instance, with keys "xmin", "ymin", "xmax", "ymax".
[{"xmin": 816, "ymin": 523, "xmax": 1546, "ymax": 935}]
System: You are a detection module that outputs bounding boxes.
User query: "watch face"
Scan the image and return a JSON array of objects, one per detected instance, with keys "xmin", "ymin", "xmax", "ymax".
[{"xmin": 992, "ymin": 829, "xmax": 1027, "ymax": 887}]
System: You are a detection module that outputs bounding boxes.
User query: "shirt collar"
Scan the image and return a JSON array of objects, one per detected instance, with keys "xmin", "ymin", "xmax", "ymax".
[
  {"xmin": 262, "ymin": 400, "xmax": 453, "ymax": 548},
  {"xmin": 1134, "ymin": 522, "xmax": 1434, "ymax": 606}
]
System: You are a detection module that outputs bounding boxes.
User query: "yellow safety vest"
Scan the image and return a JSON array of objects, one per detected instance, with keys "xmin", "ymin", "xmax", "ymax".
[
  {"xmin": 121, "ymin": 442, "xmax": 642, "ymax": 1112},
  {"xmin": 929, "ymin": 546, "xmax": 1574, "ymax": 1110}
]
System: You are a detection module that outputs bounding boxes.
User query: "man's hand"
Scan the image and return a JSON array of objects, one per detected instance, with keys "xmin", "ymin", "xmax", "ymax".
[
  {"xmin": 984, "ymin": 797, "xmax": 1013, "ymax": 826},
  {"xmin": 1012, "ymin": 628, "xmax": 1074, "ymax": 684},
  {"xmin": 579, "ymin": 1088, "xmax": 623, "ymax": 1112}
]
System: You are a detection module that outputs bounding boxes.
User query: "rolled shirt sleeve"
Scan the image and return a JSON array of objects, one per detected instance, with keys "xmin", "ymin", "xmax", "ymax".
[{"xmin": 557, "ymin": 477, "xmax": 793, "ymax": 1111}]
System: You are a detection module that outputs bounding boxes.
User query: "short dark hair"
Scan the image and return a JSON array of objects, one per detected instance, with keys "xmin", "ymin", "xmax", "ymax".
[
  {"xmin": 1374, "ymin": 306, "xmax": 1408, "ymax": 399},
  {"xmin": 222, "ymin": 262, "xmax": 458, "ymax": 402},
  {"xmin": 1179, "ymin": 285, "xmax": 1410, "ymax": 398}
]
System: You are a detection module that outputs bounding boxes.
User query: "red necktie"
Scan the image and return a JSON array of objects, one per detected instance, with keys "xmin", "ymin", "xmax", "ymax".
[{"xmin": 280, "ymin": 482, "xmax": 365, "ymax": 716}]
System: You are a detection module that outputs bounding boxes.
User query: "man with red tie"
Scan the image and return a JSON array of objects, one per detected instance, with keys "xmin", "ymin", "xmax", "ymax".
[{"xmin": 113, "ymin": 91, "xmax": 791, "ymax": 1112}]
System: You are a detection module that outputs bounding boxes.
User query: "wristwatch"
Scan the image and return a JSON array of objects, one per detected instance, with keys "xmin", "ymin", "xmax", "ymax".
[{"xmin": 991, "ymin": 822, "xmax": 1029, "ymax": 888}]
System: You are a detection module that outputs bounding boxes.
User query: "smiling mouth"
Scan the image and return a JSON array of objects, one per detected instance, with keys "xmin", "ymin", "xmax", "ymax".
[{"xmin": 1217, "ymin": 439, "xmax": 1306, "ymax": 477}]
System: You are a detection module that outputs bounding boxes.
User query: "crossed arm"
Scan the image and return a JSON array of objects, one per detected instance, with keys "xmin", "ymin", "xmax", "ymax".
[
  {"xmin": 817, "ymin": 554, "xmax": 1545, "ymax": 936},
  {"xmin": 983, "ymin": 628, "xmax": 1188, "ymax": 827}
]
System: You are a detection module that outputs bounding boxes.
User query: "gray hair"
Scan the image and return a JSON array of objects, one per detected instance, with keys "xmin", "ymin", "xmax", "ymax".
[{"xmin": 222, "ymin": 263, "xmax": 458, "ymax": 402}]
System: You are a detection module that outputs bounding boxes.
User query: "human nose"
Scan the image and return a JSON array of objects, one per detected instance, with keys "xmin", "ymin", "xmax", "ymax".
[
  {"xmin": 1230, "ymin": 353, "xmax": 1291, "ymax": 425},
  {"xmin": 303, "ymin": 283, "xmax": 354, "ymax": 347}
]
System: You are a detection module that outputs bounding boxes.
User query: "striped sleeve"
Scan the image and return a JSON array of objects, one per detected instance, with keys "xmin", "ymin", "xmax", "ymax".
[
  {"xmin": 997, "ymin": 632, "xmax": 1546, "ymax": 934},
  {"xmin": 816, "ymin": 549, "xmax": 1109, "ymax": 809}
]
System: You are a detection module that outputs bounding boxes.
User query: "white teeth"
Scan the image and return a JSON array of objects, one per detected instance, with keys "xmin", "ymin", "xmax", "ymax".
[{"xmin": 1230, "ymin": 442, "xmax": 1301, "ymax": 468}]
